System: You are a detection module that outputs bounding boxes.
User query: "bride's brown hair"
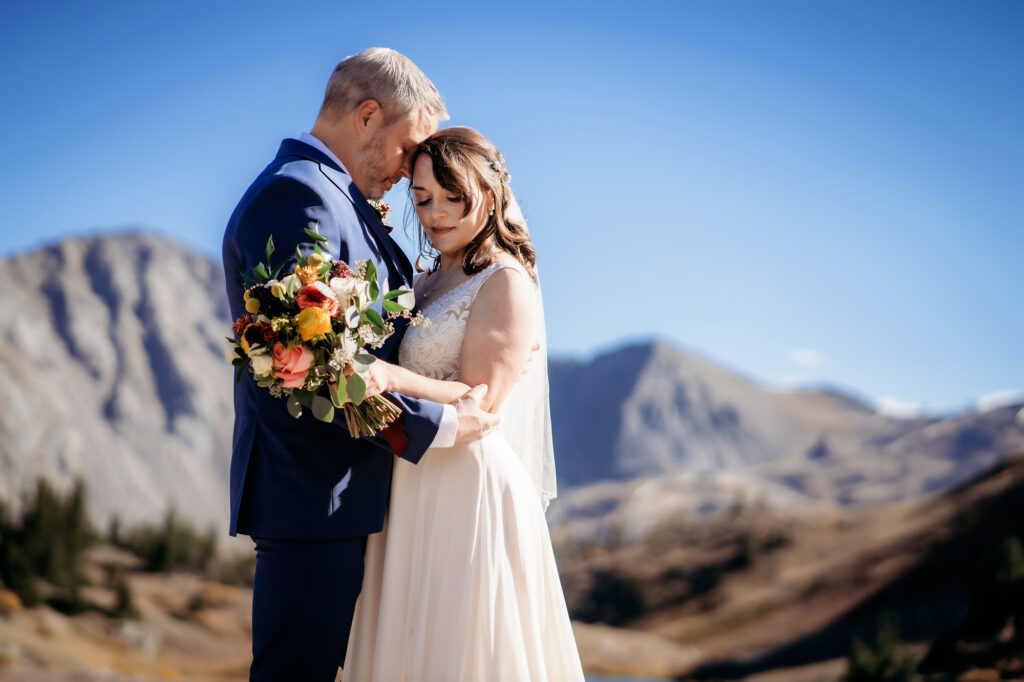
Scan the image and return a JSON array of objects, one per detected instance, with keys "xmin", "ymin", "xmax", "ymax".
[{"xmin": 409, "ymin": 126, "xmax": 537, "ymax": 281}]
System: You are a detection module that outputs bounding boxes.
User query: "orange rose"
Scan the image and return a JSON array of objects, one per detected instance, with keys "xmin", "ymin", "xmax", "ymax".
[{"xmin": 296, "ymin": 306, "xmax": 331, "ymax": 341}]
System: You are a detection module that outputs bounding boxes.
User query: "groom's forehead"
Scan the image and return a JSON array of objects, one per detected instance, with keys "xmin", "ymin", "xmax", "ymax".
[{"xmin": 410, "ymin": 107, "xmax": 439, "ymax": 141}]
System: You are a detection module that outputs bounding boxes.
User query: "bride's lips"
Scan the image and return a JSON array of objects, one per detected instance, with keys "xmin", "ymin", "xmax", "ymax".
[{"xmin": 431, "ymin": 226, "xmax": 456, "ymax": 235}]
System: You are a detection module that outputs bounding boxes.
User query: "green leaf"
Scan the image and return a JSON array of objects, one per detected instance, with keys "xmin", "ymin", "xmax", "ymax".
[
  {"xmin": 234, "ymin": 365, "xmax": 244, "ymax": 384},
  {"xmin": 286, "ymin": 395, "xmax": 302, "ymax": 419},
  {"xmin": 311, "ymin": 395, "xmax": 335, "ymax": 422},
  {"xmin": 369, "ymin": 280, "xmax": 380, "ymax": 302},
  {"xmin": 347, "ymin": 372, "xmax": 366, "ymax": 406},
  {"xmin": 305, "ymin": 227, "xmax": 328, "ymax": 244},
  {"xmin": 271, "ymin": 262, "xmax": 286, "ymax": 280},
  {"xmin": 352, "ymin": 352, "xmax": 375, "ymax": 374},
  {"xmin": 331, "ymin": 379, "xmax": 347, "ymax": 408},
  {"xmin": 253, "ymin": 262, "xmax": 269, "ymax": 280},
  {"xmin": 382, "ymin": 300, "xmax": 404, "ymax": 313},
  {"xmin": 293, "ymin": 388, "xmax": 315, "ymax": 404},
  {"xmin": 364, "ymin": 307, "xmax": 386, "ymax": 332},
  {"xmin": 382, "ymin": 289, "xmax": 403, "ymax": 300},
  {"xmin": 365, "ymin": 261, "xmax": 377, "ymax": 285},
  {"xmin": 265, "ymin": 235, "xmax": 275, "ymax": 263}
]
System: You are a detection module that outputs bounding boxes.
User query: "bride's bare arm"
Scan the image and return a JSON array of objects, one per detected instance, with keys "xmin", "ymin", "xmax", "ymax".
[
  {"xmin": 369, "ymin": 266, "xmax": 535, "ymax": 413},
  {"xmin": 371, "ymin": 362, "xmax": 472, "ymax": 405},
  {"xmin": 457, "ymin": 267, "xmax": 536, "ymax": 413}
]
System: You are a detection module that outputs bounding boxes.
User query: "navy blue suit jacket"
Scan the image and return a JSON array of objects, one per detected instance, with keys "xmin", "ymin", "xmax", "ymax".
[{"xmin": 222, "ymin": 138, "xmax": 444, "ymax": 539}]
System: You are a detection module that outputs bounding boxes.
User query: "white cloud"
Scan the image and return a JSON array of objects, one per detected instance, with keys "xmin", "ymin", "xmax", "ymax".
[
  {"xmin": 976, "ymin": 389, "xmax": 1024, "ymax": 413},
  {"xmin": 788, "ymin": 348, "xmax": 826, "ymax": 368},
  {"xmin": 876, "ymin": 396, "xmax": 926, "ymax": 420}
]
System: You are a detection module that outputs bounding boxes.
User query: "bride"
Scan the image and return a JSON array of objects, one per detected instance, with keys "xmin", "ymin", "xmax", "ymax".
[{"xmin": 343, "ymin": 126, "xmax": 585, "ymax": 681}]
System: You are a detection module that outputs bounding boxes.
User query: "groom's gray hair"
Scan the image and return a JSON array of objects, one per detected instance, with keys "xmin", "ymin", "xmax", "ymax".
[{"xmin": 320, "ymin": 47, "xmax": 449, "ymax": 123}]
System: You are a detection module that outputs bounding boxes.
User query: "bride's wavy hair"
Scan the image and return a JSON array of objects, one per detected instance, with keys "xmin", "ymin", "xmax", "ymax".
[{"xmin": 408, "ymin": 127, "xmax": 537, "ymax": 282}]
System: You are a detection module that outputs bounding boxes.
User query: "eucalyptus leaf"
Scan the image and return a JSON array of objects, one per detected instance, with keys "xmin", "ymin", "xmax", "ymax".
[
  {"xmin": 347, "ymin": 372, "xmax": 367, "ymax": 406},
  {"xmin": 365, "ymin": 307, "xmax": 386, "ymax": 332},
  {"xmin": 311, "ymin": 396, "xmax": 335, "ymax": 422},
  {"xmin": 286, "ymin": 395, "xmax": 302, "ymax": 419},
  {"xmin": 293, "ymin": 388, "xmax": 314, "ymax": 404},
  {"xmin": 331, "ymin": 379, "xmax": 347, "ymax": 408},
  {"xmin": 352, "ymin": 352, "xmax": 375, "ymax": 374},
  {"xmin": 396, "ymin": 288, "xmax": 415, "ymax": 310}
]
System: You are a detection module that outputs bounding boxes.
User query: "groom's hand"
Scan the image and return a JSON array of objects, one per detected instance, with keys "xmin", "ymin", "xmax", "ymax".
[{"xmin": 452, "ymin": 384, "xmax": 500, "ymax": 445}]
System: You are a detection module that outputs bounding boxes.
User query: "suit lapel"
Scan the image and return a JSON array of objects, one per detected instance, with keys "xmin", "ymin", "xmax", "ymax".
[{"xmin": 276, "ymin": 139, "xmax": 413, "ymax": 288}]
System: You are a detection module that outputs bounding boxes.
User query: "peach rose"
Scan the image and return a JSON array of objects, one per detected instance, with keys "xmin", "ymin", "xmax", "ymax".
[
  {"xmin": 296, "ymin": 306, "xmax": 332, "ymax": 341},
  {"xmin": 272, "ymin": 342, "xmax": 314, "ymax": 388},
  {"xmin": 297, "ymin": 282, "xmax": 340, "ymax": 317}
]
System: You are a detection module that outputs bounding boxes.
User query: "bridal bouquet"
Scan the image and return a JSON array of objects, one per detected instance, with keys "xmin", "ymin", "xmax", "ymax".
[{"xmin": 226, "ymin": 227, "xmax": 424, "ymax": 437}]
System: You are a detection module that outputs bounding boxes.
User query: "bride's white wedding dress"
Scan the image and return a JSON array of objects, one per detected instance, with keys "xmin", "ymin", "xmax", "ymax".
[{"xmin": 343, "ymin": 260, "xmax": 585, "ymax": 682}]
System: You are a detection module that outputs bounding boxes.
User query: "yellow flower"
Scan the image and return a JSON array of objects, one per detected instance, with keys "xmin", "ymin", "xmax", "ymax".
[
  {"xmin": 271, "ymin": 282, "xmax": 286, "ymax": 299},
  {"xmin": 296, "ymin": 306, "xmax": 331, "ymax": 341},
  {"xmin": 307, "ymin": 253, "xmax": 324, "ymax": 268},
  {"xmin": 239, "ymin": 324, "xmax": 256, "ymax": 353},
  {"xmin": 294, "ymin": 264, "xmax": 320, "ymax": 286},
  {"xmin": 245, "ymin": 297, "xmax": 261, "ymax": 313}
]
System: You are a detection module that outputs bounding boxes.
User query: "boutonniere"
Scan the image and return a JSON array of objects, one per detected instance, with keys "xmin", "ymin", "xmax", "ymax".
[{"xmin": 367, "ymin": 200, "xmax": 393, "ymax": 233}]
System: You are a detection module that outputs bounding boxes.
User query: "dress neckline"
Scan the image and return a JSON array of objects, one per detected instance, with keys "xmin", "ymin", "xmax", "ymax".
[{"xmin": 417, "ymin": 260, "xmax": 519, "ymax": 312}]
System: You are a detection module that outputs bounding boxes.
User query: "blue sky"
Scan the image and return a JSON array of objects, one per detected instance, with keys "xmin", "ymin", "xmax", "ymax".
[{"xmin": 1, "ymin": 1, "xmax": 1021, "ymax": 415}]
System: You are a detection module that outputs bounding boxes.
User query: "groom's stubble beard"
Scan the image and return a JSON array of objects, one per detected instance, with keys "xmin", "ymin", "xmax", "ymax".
[{"xmin": 355, "ymin": 130, "xmax": 392, "ymax": 201}]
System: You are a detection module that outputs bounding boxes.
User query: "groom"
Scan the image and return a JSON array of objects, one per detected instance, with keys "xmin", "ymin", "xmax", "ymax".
[{"xmin": 222, "ymin": 48, "xmax": 497, "ymax": 681}]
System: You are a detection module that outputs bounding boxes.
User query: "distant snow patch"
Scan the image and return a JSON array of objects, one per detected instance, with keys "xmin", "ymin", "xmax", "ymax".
[
  {"xmin": 876, "ymin": 396, "xmax": 926, "ymax": 419},
  {"xmin": 976, "ymin": 389, "xmax": 1024, "ymax": 413}
]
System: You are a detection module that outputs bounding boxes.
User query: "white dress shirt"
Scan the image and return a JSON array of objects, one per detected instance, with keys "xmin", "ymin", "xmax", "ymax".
[{"xmin": 296, "ymin": 132, "xmax": 458, "ymax": 449}]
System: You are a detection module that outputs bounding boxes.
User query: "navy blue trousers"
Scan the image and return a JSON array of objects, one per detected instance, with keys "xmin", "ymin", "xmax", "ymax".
[{"xmin": 250, "ymin": 537, "xmax": 365, "ymax": 681}]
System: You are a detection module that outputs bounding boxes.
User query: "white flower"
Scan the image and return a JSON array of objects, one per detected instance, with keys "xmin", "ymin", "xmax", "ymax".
[
  {"xmin": 224, "ymin": 340, "xmax": 238, "ymax": 363},
  {"xmin": 250, "ymin": 352, "xmax": 274, "ymax": 378},
  {"xmin": 279, "ymin": 274, "xmax": 301, "ymax": 298},
  {"xmin": 330, "ymin": 277, "xmax": 361, "ymax": 308}
]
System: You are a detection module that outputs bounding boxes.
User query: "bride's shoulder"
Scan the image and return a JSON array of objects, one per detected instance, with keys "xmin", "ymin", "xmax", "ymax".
[{"xmin": 471, "ymin": 258, "xmax": 535, "ymax": 310}]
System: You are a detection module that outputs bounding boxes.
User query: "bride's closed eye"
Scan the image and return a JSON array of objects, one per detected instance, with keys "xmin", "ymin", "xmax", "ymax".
[{"xmin": 415, "ymin": 195, "xmax": 463, "ymax": 207}]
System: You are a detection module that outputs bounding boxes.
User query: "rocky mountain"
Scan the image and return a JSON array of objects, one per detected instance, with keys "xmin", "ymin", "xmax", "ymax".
[
  {"xmin": 547, "ymin": 343, "xmax": 1024, "ymax": 537},
  {"xmin": 0, "ymin": 232, "xmax": 233, "ymax": 532},
  {"xmin": 0, "ymin": 231, "xmax": 1021, "ymax": 538}
]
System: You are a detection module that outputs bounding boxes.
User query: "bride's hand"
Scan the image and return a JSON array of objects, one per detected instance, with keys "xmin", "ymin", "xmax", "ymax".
[{"xmin": 363, "ymin": 359, "xmax": 392, "ymax": 398}]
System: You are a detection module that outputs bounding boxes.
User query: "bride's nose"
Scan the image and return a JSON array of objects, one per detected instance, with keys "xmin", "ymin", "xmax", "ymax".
[{"xmin": 430, "ymin": 202, "xmax": 448, "ymax": 223}]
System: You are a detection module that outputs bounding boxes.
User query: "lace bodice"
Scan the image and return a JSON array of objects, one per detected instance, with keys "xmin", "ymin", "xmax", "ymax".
[{"xmin": 399, "ymin": 261, "xmax": 519, "ymax": 380}]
